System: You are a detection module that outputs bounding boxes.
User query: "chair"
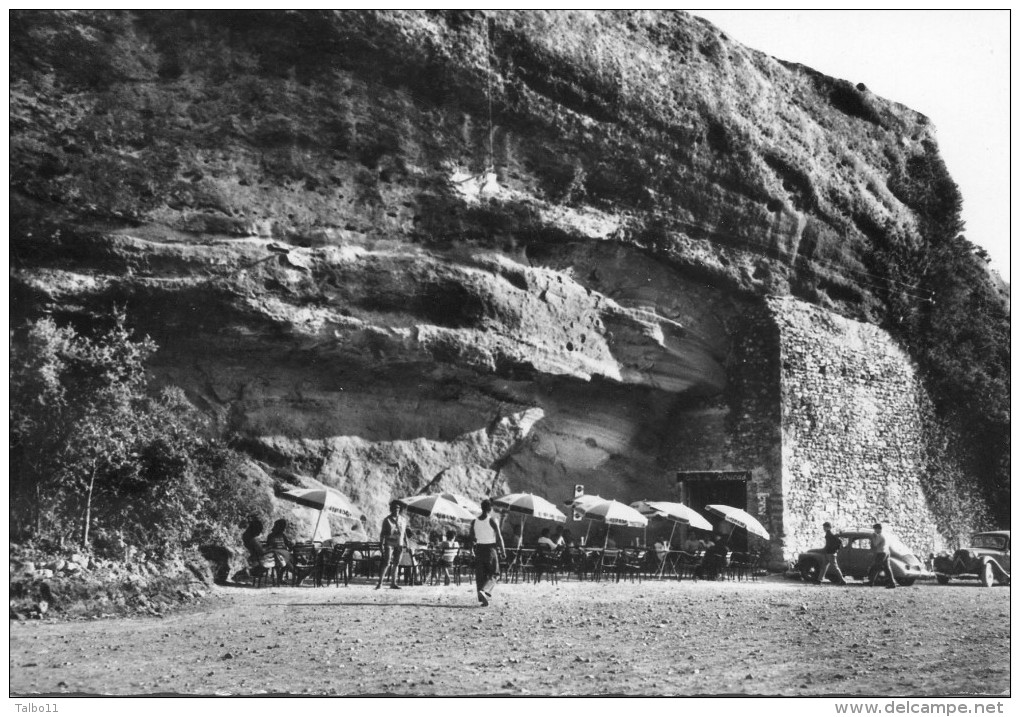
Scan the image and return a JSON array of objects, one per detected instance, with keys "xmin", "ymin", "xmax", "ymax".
[
  {"xmin": 346, "ymin": 542, "xmax": 381, "ymax": 582},
  {"xmin": 532, "ymin": 547, "xmax": 563, "ymax": 584},
  {"xmin": 454, "ymin": 547, "xmax": 475, "ymax": 585},
  {"xmin": 615, "ymin": 548, "xmax": 647, "ymax": 583},
  {"xmin": 674, "ymin": 551, "xmax": 701, "ymax": 581},
  {"xmin": 316, "ymin": 544, "xmax": 350, "ymax": 587},
  {"xmin": 503, "ymin": 548, "xmax": 533, "ymax": 584},
  {"xmin": 290, "ymin": 542, "xmax": 319, "ymax": 586},
  {"xmin": 432, "ymin": 544, "xmax": 462, "ymax": 586},
  {"xmin": 727, "ymin": 552, "xmax": 752, "ymax": 581},
  {"xmin": 595, "ymin": 549, "xmax": 619, "ymax": 582},
  {"xmin": 251, "ymin": 547, "xmax": 292, "ymax": 587},
  {"xmin": 694, "ymin": 549, "xmax": 730, "ymax": 581}
]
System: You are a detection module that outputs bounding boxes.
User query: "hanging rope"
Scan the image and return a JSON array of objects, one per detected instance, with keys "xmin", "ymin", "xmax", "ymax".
[{"xmin": 484, "ymin": 14, "xmax": 495, "ymax": 173}]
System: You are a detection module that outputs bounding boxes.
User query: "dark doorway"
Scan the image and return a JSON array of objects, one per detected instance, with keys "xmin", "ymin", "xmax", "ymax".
[{"xmin": 677, "ymin": 471, "xmax": 749, "ymax": 553}]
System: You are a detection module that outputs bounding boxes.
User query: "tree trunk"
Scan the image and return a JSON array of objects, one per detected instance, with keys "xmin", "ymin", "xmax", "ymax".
[{"xmin": 81, "ymin": 465, "xmax": 96, "ymax": 548}]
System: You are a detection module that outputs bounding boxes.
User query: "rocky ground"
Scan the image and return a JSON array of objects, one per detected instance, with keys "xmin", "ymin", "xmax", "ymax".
[{"xmin": 9, "ymin": 575, "xmax": 1009, "ymax": 696}]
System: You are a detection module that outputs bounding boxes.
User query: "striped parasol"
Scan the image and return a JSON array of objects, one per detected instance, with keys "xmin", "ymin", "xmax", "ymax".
[
  {"xmin": 397, "ymin": 494, "xmax": 476, "ymax": 524},
  {"xmin": 278, "ymin": 486, "xmax": 360, "ymax": 541},
  {"xmin": 492, "ymin": 492, "xmax": 567, "ymax": 548},
  {"xmin": 578, "ymin": 499, "xmax": 648, "ymax": 549}
]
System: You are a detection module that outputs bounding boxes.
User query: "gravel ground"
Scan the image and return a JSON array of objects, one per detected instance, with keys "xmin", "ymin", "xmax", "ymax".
[{"xmin": 9, "ymin": 575, "xmax": 1010, "ymax": 696}]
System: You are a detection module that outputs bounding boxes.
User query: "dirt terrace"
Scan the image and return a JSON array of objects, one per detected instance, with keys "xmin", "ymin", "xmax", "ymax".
[{"xmin": 9, "ymin": 576, "xmax": 1009, "ymax": 696}]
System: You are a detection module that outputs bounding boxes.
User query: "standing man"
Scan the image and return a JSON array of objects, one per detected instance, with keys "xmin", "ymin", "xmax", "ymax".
[
  {"xmin": 470, "ymin": 499, "xmax": 505, "ymax": 607},
  {"xmin": 376, "ymin": 500, "xmax": 407, "ymax": 590},
  {"xmin": 867, "ymin": 522, "xmax": 897, "ymax": 589},
  {"xmin": 816, "ymin": 522, "xmax": 846, "ymax": 585}
]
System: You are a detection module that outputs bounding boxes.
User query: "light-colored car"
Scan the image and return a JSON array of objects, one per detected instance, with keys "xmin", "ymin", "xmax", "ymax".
[
  {"xmin": 933, "ymin": 530, "xmax": 1011, "ymax": 588},
  {"xmin": 795, "ymin": 530, "xmax": 928, "ymax": 586}
]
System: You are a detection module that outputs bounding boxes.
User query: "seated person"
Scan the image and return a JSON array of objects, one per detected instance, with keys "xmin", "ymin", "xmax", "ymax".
[
  {"xmin": 682, "ymin": 535, "xmax": 701, "ymax": 554},
  {"xmin": 242, "ymin": 517, "xmax": 264, "ymax": 559},
  {"xmin": 695, "ymin": 536, "xmax": 729, "ymax": 580},
  {"xmin": 437, "ymin": 529, "xmax": 460, "ymax": 586},
  {"xmin": 505, "ymin": 524, "xmax": 523, "ymax": 549},
  {"xmin": 537, "ymin": 528, "xmax": 557, "ymax": 552},
  {"xmin": 264, "ymin": 518, "xmax": 295, "ymax": 580}
]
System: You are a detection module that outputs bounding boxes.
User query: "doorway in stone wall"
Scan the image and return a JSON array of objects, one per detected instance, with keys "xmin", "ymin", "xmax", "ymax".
[{"xmin": 677, "ymin": 471, "xmax": 750, "ymax": 553}]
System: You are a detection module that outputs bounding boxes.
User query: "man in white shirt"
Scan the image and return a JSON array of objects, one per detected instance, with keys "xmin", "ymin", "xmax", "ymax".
[
  {"xmin": 537, "ymin": 528, "xmax": 557, "ymax": 551},
  {"xmin": 470, "ymin": 500, "xmax": 505, "ymax": 606},
  {"xmin": 867, "ymin": 522, "xmax": 897, "ymax": 589}
]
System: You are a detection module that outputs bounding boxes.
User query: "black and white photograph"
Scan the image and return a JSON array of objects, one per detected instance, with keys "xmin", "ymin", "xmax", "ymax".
[{"xmin": 8, "ymin": 9, "xmax": 1010, "ymax": 709}]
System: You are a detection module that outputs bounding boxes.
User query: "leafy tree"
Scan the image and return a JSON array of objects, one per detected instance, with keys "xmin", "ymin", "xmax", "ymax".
[{"xmin": 10, "ymin": 311, "xmax": 270, "ymax": 555}]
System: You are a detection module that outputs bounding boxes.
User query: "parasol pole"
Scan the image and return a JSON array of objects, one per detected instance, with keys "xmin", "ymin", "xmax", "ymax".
[
  {"xmin": 311, "ymin": 508, "xmax": 325, "ymax": 542},
  {"xmin": 659, "ymin": 521, "xmax": 679, "ymax": 578}
]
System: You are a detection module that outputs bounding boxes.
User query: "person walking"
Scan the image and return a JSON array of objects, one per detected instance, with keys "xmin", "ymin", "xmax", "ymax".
[
  {"xmin": 816, "ymin": 522, "xmax": 847, "ymax": 585},
  {"xmin": 470, "ymin": 499, "xmax": 505, "ymax": 607},
  {"xmin": 867, "ymin": 522, "xmax": 897, "ymax": 589},
  {"xmin": 376, "ymin": 500, "xmax": 407, "ymax": 590}
]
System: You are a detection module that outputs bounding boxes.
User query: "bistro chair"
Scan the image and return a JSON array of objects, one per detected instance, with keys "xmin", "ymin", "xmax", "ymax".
[
  {"xmin": 316, "ymin": 544, "xmax": 350, "ymax": 587},
  {"xmin": 595, "ymin": 549, "xmax": 619, "ymax": 582},
  {"xmin": 290, "ymin": 542, "xmax": 319, "ymax": 586},
  {"xmin": 674, "ymin": 551, "xmax": 701, "ymax": 581},
  {"xmin": 615, "ymin": 547, "xmax": 648, "ymax": 583},
  {"xmin": 532, "ymin": 546, "xmax": 563, "ymax": 584}
]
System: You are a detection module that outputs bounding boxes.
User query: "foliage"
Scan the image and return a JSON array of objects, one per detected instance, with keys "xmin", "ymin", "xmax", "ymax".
[
  {"xmin": 9, "ymin": 311, "xmax": 271, "ymax": 556},
  {"xmin": 879, "ymin": 145, "xmax": 1010, "ymax": 524}
]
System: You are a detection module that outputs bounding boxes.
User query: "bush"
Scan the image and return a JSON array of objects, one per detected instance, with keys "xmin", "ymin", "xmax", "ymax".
[{"xmin": 9, "ymin": 310, "xmax": 270, "ymax": 557}]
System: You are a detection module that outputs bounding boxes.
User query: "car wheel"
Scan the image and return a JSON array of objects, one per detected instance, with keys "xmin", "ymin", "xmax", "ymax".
[
  {"xmin": 799, "ymin": 562, "xmax": 819, "ymax": 583},
  {"xmin": 935, "ymin": 574, "xmax": 950, "ymax": 585},
  {"xmin": 980, "ymin": 562, "xmax": 995, "ymax": 588},
  {"xmin": 899, "ymin": 578, "xmax": 915, "ymax": 587}
]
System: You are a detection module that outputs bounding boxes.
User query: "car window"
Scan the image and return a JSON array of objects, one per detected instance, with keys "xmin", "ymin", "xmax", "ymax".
[
  {"xmin": 847, "ymin": 538, "xmax": 869, "ymax": 550},
  {"xmin": 971, "ymin": 534, "xmax": 1007, "ymax": 550}
]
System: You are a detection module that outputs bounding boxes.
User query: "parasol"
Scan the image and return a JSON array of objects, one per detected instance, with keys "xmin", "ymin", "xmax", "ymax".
[
  {"xmin": 578, "ymin": 499, "xmax": 648, "ymax": 549},
  {"xmin": 396, "ymin": 494, "xmax": 476, "ymax": 524},
  {"xmin": 278, "ymin": 486, "xmax": 360, "ymax": 541},
  {"xmin": 492, "ymin": 492, "xmax": 567, "ymax": 547},
  {"xmin": 705, "ymin": 504, "xmax": 770, "ymax": 541}
]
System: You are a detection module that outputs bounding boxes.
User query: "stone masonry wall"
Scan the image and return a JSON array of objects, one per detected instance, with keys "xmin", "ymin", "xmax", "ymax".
[
  {"xmin": 771, "ymin": 297, "xmax": 944, "ymax": 561},
  {"xmin": 665, "ymin": 298, "xmax": 785, "ymax": 565}
]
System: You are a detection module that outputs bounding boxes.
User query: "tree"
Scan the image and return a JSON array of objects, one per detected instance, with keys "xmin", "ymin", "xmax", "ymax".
[{"xmin": 10, "ymin": 311, "xmax": 270, "ymax": 556}]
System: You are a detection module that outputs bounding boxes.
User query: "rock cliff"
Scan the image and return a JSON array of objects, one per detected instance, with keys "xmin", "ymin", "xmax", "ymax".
[{"xmin": 10, "ymin": 10, "xmax": 1007, "ymax": 538}]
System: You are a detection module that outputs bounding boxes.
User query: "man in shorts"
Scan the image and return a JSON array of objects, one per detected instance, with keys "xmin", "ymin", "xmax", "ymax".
[{"xmin": 376, "ymin": 500, "xmax": 407, "ymax": 590}]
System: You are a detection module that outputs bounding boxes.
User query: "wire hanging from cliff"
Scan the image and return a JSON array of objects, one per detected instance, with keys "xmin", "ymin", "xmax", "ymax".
[{"xmin": 484, "ymin": 14, "xmax": 495, "ymax": 173}]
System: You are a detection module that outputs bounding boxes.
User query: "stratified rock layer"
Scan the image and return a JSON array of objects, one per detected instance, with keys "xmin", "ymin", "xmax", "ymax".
[{"xmin": 9, "ymin": 11, "xmax": 999, "ymax": 548}]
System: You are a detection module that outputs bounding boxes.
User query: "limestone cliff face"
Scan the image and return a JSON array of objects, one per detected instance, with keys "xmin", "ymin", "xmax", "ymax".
[{"xmin": 9, "ymin": 11, "xmax": 993, "ymax": 536}]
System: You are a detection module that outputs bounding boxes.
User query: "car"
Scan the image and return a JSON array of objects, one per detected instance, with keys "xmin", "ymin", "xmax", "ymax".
[
  {"xmin": 794, "ymin": 530, "xmax": 928, "ymax": 586},
  {"xmin": 933, "ymin": 530, "xmax": 1011, "ymax": 588}
]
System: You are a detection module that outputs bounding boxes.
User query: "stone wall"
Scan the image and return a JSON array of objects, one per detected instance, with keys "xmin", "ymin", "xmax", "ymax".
[
  {"xmin": 770, "ymin": 297, "xmax": 944, "ymax": 561},
  {"xmin": 664, "ymin": 298, "xmax": 785, "ymax": 564}
]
